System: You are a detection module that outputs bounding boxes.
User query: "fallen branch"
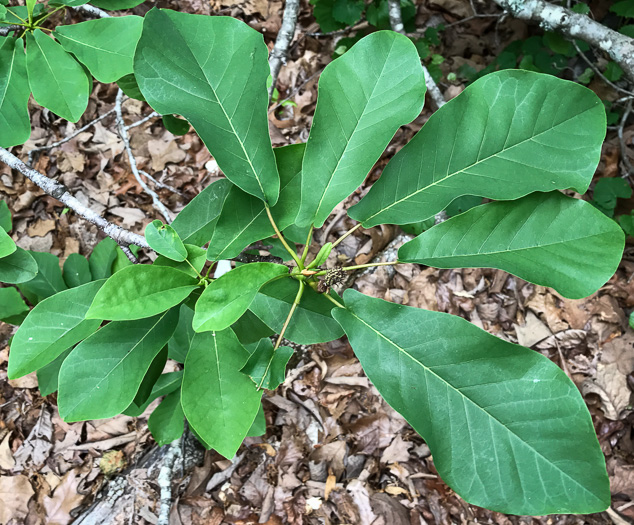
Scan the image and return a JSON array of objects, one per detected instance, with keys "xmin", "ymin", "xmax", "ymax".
[
  {"xmin": 73, "ymin": 4, "xmax": 110, "ymax": 18},
  {"xmin": 387, "ymin": 0, "xmax": 445, "ymax": 109},
  {"xmin": 268, "ymin": 0, "xmax": 301, "ymax": 102},
  {"xmin": 115, "ymin": 89, "xmax": 174, "ymax": 223},
  {"xmin": 156, "ymin": 437, "xmax": 183, "ymax": 525},
  {"xmin": 493, "ymin": 0, "xmax": 634, "ymax": 82},
  {"xmin": 0, "ymin": 147, "xmax": 149, "ymax": 249}
]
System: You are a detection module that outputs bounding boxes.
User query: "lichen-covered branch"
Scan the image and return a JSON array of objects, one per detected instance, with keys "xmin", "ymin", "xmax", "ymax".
[
  {"xmin": 268, "ymin": 0, "xmax": 301, "ymax": 102},
  {"xmin": 0, "ymin": 147, "xmax": 149, "ymax": 249},
  {"xmin": 494, "ymin": 0, "xmax": 634, "ymax": 81}
]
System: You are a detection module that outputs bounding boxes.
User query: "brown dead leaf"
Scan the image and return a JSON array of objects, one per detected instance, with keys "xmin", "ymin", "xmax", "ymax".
[
  {"xmin": 148, "ymin": 138, "xmax": 187, "ymax": 171},
  {"xmin": 324, "ymin": 473, "xmax": 337, "ymax": 501},
  {"xmin": 13, "ymin": 407, "xmax": 54, "ymax": 470},
  {"xmin": 0, "ymin": 433, "xmax": 15, "ymax": 470},
  {"xmin": 27, "ymin": 219, "xmax": 56, "ymax": 237},
  {"xmin": 42, "ymin": 469, "xmax": 85, "ymax": 525},
  {"xmin": 514, "ymin": 311, "xmax": 552, "ymax": 347},
  {"xmin": 380, "ymin": 435, "xmax": 411, "ymax": 465},
  {"xmin": 582, "ymin": 331, "xmax": 634, "ymax": 420},
  {"xmin": 0, "ymin": 474, "xmax": 34, "ymax": 523},
  {"xmin": 8, "ymin": 371, "xmax": 38, "ymax": 389}
]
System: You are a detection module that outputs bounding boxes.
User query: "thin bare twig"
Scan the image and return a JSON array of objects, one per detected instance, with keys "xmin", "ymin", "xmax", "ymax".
[
  {"xmin": 571, "ymin": 40, "xmax": 634, "ymax": 98},
  {"xmin": 619, "ymin": 99, "xmax": 634, "ymax": 178},
  {"xmin": 494, "ymin": 0, "xmax": 634, "ymax": 82},
  {"xmin": 138, "ymin": 170, "xmax": 184, "ymax": 196},
  {"xmin": 73, "ymin": 4, "xmax": 110, "ymax": 18},
  {"xmin": 125, "ymin": 111, "xmax": 160, "ymax": 131},
  {"xmin": 268, "ymin": 0, "xmax": 301, "ymax": 103},
  {"xmin": 268, "ymin": 69, "xmax": 322, "ymax": 114},
  {"xmin": 115, "ymin": 90, "xmax": 174, "ymax": 223},
  {"xmin": 28, "ymin": 109, "xmax": 116, "ymax": 165},
  {"xmin": 0, "ymin": 147, "xmax": 149, "ymax": 248}
]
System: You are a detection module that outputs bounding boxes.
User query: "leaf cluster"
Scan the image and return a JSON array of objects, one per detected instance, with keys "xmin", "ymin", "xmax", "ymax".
[{"xmin": 0, "ymin": 6, "xmax": 627, "ymax": 516}]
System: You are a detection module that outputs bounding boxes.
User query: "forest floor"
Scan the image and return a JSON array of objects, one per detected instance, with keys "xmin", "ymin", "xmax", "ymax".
[{"xmin": 1, "ymin": 0, "xmax": 633, "ymax": 524}]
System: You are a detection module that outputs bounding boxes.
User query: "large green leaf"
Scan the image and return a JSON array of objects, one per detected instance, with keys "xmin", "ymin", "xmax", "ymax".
[
  {"xmin": 332, "ymin": 290, "xmax": 610, "ymax": 515},
  {"xmin": 132, "ymin": 346, "xmax": 168, "ymax": 407},
  {"xmin": 399, "ymin": 192, "xmax": 624, "ymax": 299},
  {"xmin": 207, "ymin": 144, "xmax": 305, "ymax": 261},
  {"xmin": 89, "ymin": 237, "xmax": 118, "ymax": 279},
  {"xmin": 9, "ymin": 280, "xmax": 105, "ymax": 378},
  {"xmin": 54, "ymin": 16, "xmax": 143, "ymax": 83},
  {"xmin": 167, "ymin": 304, "xmax": 195, "ymax": 362},
  {"xmin": 181, "ymin": 330, "xmax": 262, "ymax": 458},
  {"xmin": 134, "ymin": 9, "xmax": 280, "ymax": 204},
  {"xmin": 349, "ymin": 70, "xmax": 606, "ymax": 227},
  {"xmin": 25, "ymin": 29, "xmax": 90, "ymax": 123},
  {"xmin": 36, "ymin": 348, "xmax": 71, "ymax": 396},
  {"xmin": 58, "ymin": 309, "xmax": 178, "ymax": 421},
  {"xmin": 148, "ymin": 390, "xmax": 185, "ymax": 446},
  {"xmin": 0, "ymin": 247, "xmax": 37, "ymax": 284},
  {"xmin": 19, "ymin": 251, "xmax": 68, "ymax": 300},
  {"xmin": 86, "ymin": 265, "xmax": 198, "ymax": 321},
  {"xmin": 154, "ymin": 244, "xmax": 206, "ymax": 279},
  {"xmin": 0, "ymin": 227, "xmax": 16, "ymax": 258},
  {"xmin": 0, "ymin": 38, "xmax": 31, "ymax": 148},
  {"xmin": 170, "ymin": 179, "xmax": 231, "ymax": 246},
  {"xmin": 249, "ymin": 278, "xmax": 344, "ymax": 344},
  {"xmin": 296, "ymin": 31, "xmax": 425, "ymax": 228},
  {"xmin": 193, "ymin": 263, "xmax": 288, "ymax": 332},
  {"xmin": 0, "ymin": 201, "xmax": 11, "ymax": 232}
]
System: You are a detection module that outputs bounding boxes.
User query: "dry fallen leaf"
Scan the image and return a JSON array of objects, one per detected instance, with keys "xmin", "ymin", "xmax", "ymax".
[
  {"xmin": 0, "ymin": 433, "xmax": 15, "ymax": 470},
  {"xmin": 0, "ymin": 474, "xmax": 34, "ymax": 523},
  {"xmin": 42, "ymin": 469, "xmax": 86, "ymax": 525}
]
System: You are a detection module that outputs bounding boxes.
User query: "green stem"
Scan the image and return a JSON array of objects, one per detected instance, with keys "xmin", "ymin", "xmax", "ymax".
[
  {"xmin": 331, "ymin": 222, "xmax": 362, "ymax": 248},
  {"xmin": 185, "ymin": 259, "xmax": 204, "ymax": 280},
  {"xmin": 299, "ymin": 226, "xmax": 314, "ymax": 265},
  {"xmin": 341, "ymin": 261, "xmax": 398, "ymax": 272},
  {"xmin": 271, "ymin": 280, "xmax": 305, "ymax": 352},
  {"xmin": 34, "ymin": 6, "xmax": 65, "ymax": 27},
  {"xmin": 264, "ymin": 204, "xmax": 303, "ymax": 268},
  {"xmin": 322, "ymin": 292, "xmax": 344, "ymax": 309}
]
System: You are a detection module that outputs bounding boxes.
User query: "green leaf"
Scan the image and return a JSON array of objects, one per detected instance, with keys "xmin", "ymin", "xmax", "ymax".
[
  {"xmin": 86, "ymin": 265, "xmax": 198, "ymax": 321},
  {"xmin": 193, "ymin": 263, "xmax": 288, "ymax": 332},
  {"xmin": 167, "ymin": 304, "xmax": 195, "ymax": 362},
  {"xmin": 54, "ymin": 16, "xmax": 143, "ymax": 83},
  {"xmin": 0, "ymin": 38, "xmax": 31, "ymax": 148},
  {"xmin": 135, "ymin": 9, "xmax": 280, "ymax": 204},
  {"xmin": 132, "ymin": 345, "xmax": 168, "ymax": 407},
  {"xmin": 124, "ymin": 370, "xmax": 182, "ymax": 417},
  {"xmin": 116, "ymin": 73, "xmax": 145, "ymax": 101},
  {"xmin": 399, "ymin": 192, "xmax": 624, "ymax": 299},
  {"xmin": 182, "ymin": 330, "xmax": 262, "ymax": 458},
  {"xmin": 19, "ymin": 251, "xmax": 68, "ymax": 300},
  {"xmin": 620, "ymin": 24, "xmax": 634, "ymax": 38},
  {"xmin": 332, "ymin": 0, "xmax": 364, "ymax": 25},
  {"xmin": 349, "ymin": 70, "xmax": 606, "ymax": 227},
  {"xmin": 0, "ymin": 226, "xmax": 16, "ymax": 258},
  {"xmin": 207, "ymin": 144, "xmax": 305, "ymax": 261},
  {"xmin": 145, "ymin": 220, "xmax": 188, "ymax": 262},
  {"xmin": 297, "ymin": 31, "xmax": 425, "ymax": 228},
  {"xmin": 9, "ymin": 280, "xmax": 105, "ymax": 378},
  {"xmin": 0, "ymin": 5, "xmax": 43, "ymax": 25},
  {"xmin": 58, "ymin": 309, "xmax": 178, "ymax": 421},
  {"xmin": 0, "ymin": 201, "xmax": 11, "ymax": 232},
  {"xmin": 63, "ymin": 253, "xmax": 92, "ymax": 288},
  {"xmin": 148, "ymin": 390, "xmax": 185, "ymax": 445},
  {"xmin": 26, "ymin": 0, "xmax": 35, "ymax": 20},
  {"xmin": 246, "ymin": 403, "xmax": 266, "ymax": 437},
  {"xmin": 49, "ymin": 0, "xmax": 91, "ymax": 7},
  {"xmin": 162, "ymin": 114, "xmax": 190, "ymax": 135},
  {"xmin": 604, "ymin": 61, "xmax": 624, "ymax": 82},
  {"xmin": 592, "ymin": 177, "xmax": 632, "ymax": 216},
  {"xmin": 310, "ymin": 0, "xmax": 347, "ymax": 32},
  {"xmin": 154, "ymin": 244, "xmax": 206, "ymax": 278},
  {"xmin": 0, "ymin": 248, "xmax": 37, "ymax": 284},
  {"xmin": 240, "ymin": 338, "xmax": 293, "ymax": 390},
  {"xmin": 25, "ymin": 29, "xmax": 90, "ymax": 123},
  {"xmin": 231, "ymin": 309, "xmax": 275, "ymax": 346},
  {"xmin": 0, "ymin": 5, "xmax": 6, "ymax": 19},
  {"xmin": 0, "ymin": 287, "xmax": 29, "ymax": 324},
  {"xmin": 171, "ymin": 179, "xmax": 231, "ymax": 246},
  {"xmin": 332, "ymin": 290, "xmax": 610, "ymax": 515},
  {"xmin": 89, "ymin": 237, "xmax": 118, "ymax": 279},
  {"xmin": 249, "ymin": 278, "xmax": 344, "ymax": 344},
  {"xmin": 572, "ymin": 3, "xmax": 590, "ymax": 14},
  {"xmin": 36, "ymin": 348, "xmax": 71, "ymax": 396},
  {"xmin": 611, "ymin": 0, "xmax": 634, "ymax": 17}
]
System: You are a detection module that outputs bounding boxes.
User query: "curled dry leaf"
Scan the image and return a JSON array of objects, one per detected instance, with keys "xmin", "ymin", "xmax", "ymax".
[{"xmin": 0, "ymin": 474, "xmax": 34, "ymax": 523}]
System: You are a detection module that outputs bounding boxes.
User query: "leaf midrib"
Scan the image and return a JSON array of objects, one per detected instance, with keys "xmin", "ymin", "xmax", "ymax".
[
  {"xmin": 363, "ymin": 107, "xmax": 595, "ymax": 223},
  {"xmin": 347, "ymin": 307, "xmax": 603, "ymax": 505}
]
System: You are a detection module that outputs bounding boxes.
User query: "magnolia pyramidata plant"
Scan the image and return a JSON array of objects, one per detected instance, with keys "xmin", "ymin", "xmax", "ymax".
[{"xmin": 4, "ymin": 8, "xmax": 624, "ymax": 516}]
